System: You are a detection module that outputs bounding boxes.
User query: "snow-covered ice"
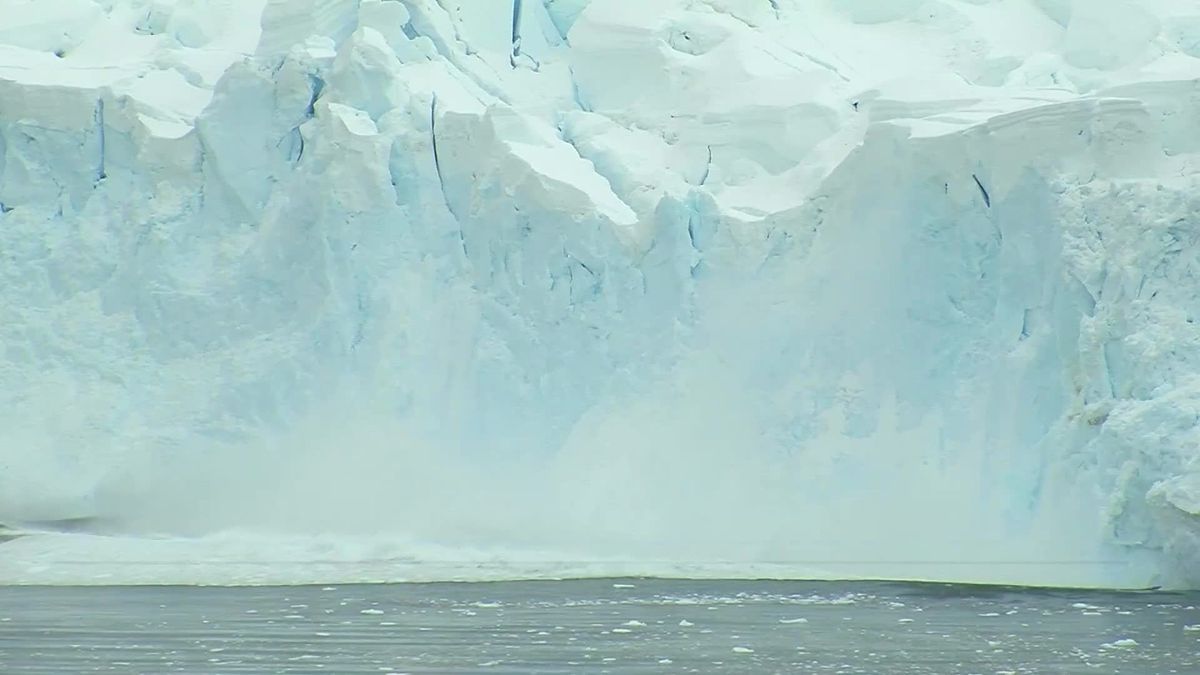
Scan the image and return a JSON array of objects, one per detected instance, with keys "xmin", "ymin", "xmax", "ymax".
[{"xmin": 1, "ymin": 0, "xmax": 1199, "ymax": 589}]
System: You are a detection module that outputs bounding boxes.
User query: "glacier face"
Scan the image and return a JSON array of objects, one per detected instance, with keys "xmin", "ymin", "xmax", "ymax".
[{"xmin": 1, "ymin": 0, "xmax": 1199, "ymax": 588}]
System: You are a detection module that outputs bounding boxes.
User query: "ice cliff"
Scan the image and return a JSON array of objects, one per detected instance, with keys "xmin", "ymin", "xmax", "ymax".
[{"xmin": 1, "ymin": 0, "xmax": 1199, "ymax": 588}]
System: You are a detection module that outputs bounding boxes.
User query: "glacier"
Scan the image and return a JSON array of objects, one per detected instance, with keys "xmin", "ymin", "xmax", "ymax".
[{"xmin": 1, "ymin": 0, "xmax": 1199, "ymax": 589}]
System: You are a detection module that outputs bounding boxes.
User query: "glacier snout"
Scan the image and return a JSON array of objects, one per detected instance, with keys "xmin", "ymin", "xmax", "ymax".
[{"xmin": 1, "ymin": 0, "xmax": 1199, "ymax": 588}]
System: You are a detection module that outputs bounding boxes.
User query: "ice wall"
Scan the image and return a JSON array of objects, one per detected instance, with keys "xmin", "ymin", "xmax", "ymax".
[{"xmin": 1, "ymin": 0, "xmax": 1199, "ymax": 588}]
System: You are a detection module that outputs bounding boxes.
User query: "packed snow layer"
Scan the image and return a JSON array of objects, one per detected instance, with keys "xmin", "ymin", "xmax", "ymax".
[{"xmin": 1, "ymin": 0, "xmax": 1199, "ymax": 589}]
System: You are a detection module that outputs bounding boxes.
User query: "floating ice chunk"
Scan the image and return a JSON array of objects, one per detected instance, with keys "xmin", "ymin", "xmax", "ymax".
[{"xmin": 1100, "ymin": 639, "xmax": 1139, "ymax": 649}]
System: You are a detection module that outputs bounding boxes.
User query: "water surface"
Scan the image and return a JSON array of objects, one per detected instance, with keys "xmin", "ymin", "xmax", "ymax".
[{"xmin": 1, "ymin": 580, "xmax": 1197, "ymax": 673}]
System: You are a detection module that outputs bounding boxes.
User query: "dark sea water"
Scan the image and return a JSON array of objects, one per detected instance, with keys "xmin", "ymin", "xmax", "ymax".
[{"xmin": 1, "ymin": 580, "xmax": 1197, "ymax": 674}]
